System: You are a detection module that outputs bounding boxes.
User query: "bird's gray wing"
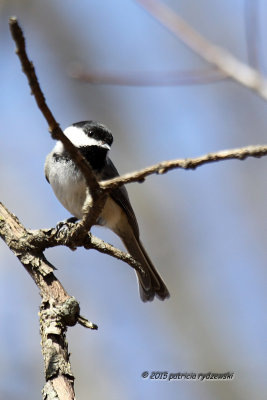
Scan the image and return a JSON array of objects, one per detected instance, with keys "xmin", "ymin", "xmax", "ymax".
[{"xmin": 101, "ymin": 157, "xmax": 139, "ymax": 237}]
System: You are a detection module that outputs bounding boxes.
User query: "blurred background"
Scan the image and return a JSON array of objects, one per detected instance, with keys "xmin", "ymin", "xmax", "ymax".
[{"xmin": 0, "ymin": 1, "xmax": 267, "ymax": 399}]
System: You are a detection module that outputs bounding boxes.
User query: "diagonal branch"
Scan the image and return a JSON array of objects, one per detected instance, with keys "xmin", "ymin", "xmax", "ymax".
[
  {"xmin": 86, "ymin": 234, "xmax": 145, "ymax": 275},
  {"xmin": 8, "ymin": 17, "xmax": 105, "ymax": 234},
  {"xmin": 136, "ymin": 0, "xmax": 267, "ymax": 101},
  {"xmin": 27, "ymin": 226, "xmax": 145, "ymax": 275},
  {"xmin": 100, "ymin": 144, "xmax": 267, "ymax": 190}
]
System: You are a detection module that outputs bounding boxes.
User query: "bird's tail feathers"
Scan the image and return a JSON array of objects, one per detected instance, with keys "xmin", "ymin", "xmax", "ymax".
[{"xmin": 121, "ymin": 231, "xmax": 170, "ymax": 302}]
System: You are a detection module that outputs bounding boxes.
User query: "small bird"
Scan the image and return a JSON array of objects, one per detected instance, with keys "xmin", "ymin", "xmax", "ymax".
[{"xmin": 44, "ymin": 121, "xmax": 169, "ymax": 302}]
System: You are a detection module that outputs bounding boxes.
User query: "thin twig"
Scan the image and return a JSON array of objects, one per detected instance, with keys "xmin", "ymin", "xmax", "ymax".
[
  {"xmin": 100, "ymin": 145, "xmax": 267, "ymax": 190},
  {"xmin": 8, "ymin": 16, "xmax": 105, "ymax": 234},
  {"xmin": 71, "ymin": 66, "xmax": 226, "ymax": 86},
  {"xmin": 88, "ymin": 234, "xmax": 145, "ymax": 275},
  {"xmin": 78, "ymin": 315, "xmax": 98, "ymax": 329},
  {"xmin": 27, "ymin": 227, "xmax": 145, "ymax": 274},
  {"xmin": 136, "ymin": 0, "xmax": 267, "ymax": 100}
]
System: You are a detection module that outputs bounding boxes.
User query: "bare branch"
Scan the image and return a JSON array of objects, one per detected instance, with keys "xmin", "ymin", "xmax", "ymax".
[
  {"xmin": 0, "ymin": 202, "xmax": 98, "ymax": 399},
  {"xmin": 71, "ymin": 65, "xmax": 226, "ymax": 86},
  {"xmin": 78, "ymin": 315, "xmax": 98, "ymax": 329},
  {"xmin": 88, "ymin": 234, "xmax": 145, "ymax": 275},
  {"xmin": 136, "ymin": 0, "xmax": 267, "ymax": 101},
  {"xmin": 27, "ymin": 225, "xmax": 145, "ymax": 275},
  {"xmin": 8, "ymin": 16, "xmax": 106, "ymax": 234},
  {"xmin": 100, "ymin": 145, "xmax": 267, "ymax": 190}
]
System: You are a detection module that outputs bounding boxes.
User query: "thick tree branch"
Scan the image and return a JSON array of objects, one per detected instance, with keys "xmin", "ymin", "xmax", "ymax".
[
  {"xmin": 0, "ymin": 202, "xmax": 97, "ymax": 400},
  {"xmin": 100, "ymin": 145, "xmax": 267, "ymax": 191},
  {"xmin": 136, "ymin": 0, "xmax": 267, "ymax": 101}
]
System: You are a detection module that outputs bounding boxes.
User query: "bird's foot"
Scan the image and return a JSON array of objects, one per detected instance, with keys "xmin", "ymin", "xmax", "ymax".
[{"xmin": 56, "ymin": 217, "xmax": 78, "ymax": 235}]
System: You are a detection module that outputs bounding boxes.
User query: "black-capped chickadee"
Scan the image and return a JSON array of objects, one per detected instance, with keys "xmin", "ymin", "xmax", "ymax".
[{"xmin": 45, "ymin": 121, "xmax": 169, "ymax": 302}]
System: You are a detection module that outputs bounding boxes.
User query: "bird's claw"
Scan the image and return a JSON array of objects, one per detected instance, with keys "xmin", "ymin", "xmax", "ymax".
[{"xmin": 56, "ymin": 217, "xmax": 78, "ymax": 235}]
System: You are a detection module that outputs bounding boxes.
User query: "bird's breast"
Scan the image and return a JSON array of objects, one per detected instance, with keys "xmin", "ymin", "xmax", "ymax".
[
  {"xmin": 46, "ymin": 155, "xmax": 88, "ymax": 219},
  {"xmin": 46, "ymin": 152, "xmax": 123, "ymax": 229}
]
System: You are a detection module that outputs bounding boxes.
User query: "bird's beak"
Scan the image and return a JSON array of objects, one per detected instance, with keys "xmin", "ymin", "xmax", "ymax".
[{"xmin": 100, "ymin": 142, "xmax": 110, "ymax": 150}]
